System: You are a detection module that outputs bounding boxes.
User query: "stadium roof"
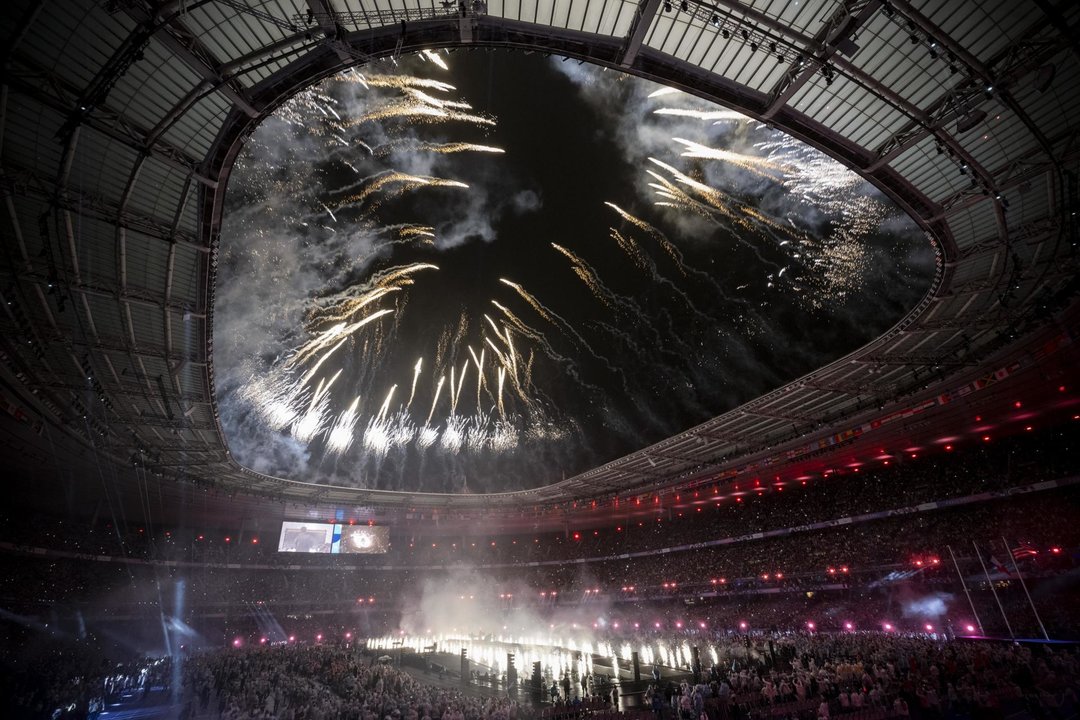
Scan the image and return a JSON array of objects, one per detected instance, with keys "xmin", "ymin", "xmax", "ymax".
[{"xmin": 1, "ymin": 0, "xmax": 1078, "ymax": 515}]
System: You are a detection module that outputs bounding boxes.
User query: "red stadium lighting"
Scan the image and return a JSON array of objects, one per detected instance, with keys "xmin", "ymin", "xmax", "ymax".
[
  {"xmin": 252, "ymin": 537, "xmax": 258, "ymax": 544},
  {"xmin": 573, "ymin": 533, "xmax": 581, "ymax": 540},
  {"xmin": 1052, "ymin": 547, "xmax": 1061, "ymax": 554},
  {"xmin": 945, "ymin": 445, "xmax": 953, "ymax": 451},
  {"xmin": 346, "ymin": 632, "xmax": 352, "ymax": 639},
  {"xmin": 776, "ymin": 572, "xmax": 783, "ymax": 579},
  {"xmin": 983, "ymin": 435, "xmax": 991, "ymax": 442},
  {"xmin": 1014, "ymin": 401, "xmax": 1022, "ymax": 408},
  {"xmin": 676, "ymin": 622, "xmax": 683, "ymax": 628},
  {"xmin": 634, "ymin": 623, "xmax": 640, "ymax": 628},
  {"xmin": 844, "ymin": 622, "xmax": 853, "ymax": 630},
  {"xmin": 613, "ymin": 622, "xmax": 620, "ymax": 629},
  {"xmin": 925, "ymin": 624, "xmax": 934, "ymax": 632},
  {"xmin": 699, "ymin": 622, "xmax": 707, "ymax": 629},
  {"xmin": 739, "ymin": 622, "xmax": 747, "ymax": 630},
  {"xmin": 1025, "ymin": 426, "xmax": 1033, "ymax": 431},
  {"xmin": 225, "ymin": 536, "xmax": 231, "ymax": 543},
  {"xmin": 655, "ymin": 622, "xmax": 661, "ymax": 628},
  {"xmin": 841, "ymin": 566, "xmax": 849, "ymax": 573},
  {"xmin": 883, "ymin": 623, "xmax": 893, "ymax": 631},
  {"xmin": 197, "ymin": 535, "xmax": 204, "ymax": 541},
  {"xmin": 965, "ymin": 625, "xmax": 975, "ymax": 633},
  {"xmin": 260, "ymin": 637, "xmax": 267, "ymax": 644},
  {"xmin": 807, "ymin": 622, "xmax": 815, "ymax": 630},
  {"xmin": 289, "ymin": 635, "xmax": 295, "ymax": 642},
  {"xmin": 316, "ymin": 634, "xmax": 323, "ymax": 641}
]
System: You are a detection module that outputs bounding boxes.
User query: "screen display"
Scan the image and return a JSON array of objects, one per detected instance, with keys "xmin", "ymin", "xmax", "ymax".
[
  {"xmin": 339, "ymin": 525, "xmax": 391, "ymax": 554},
  {"xmin": 277, "ymin": 522, "xmax": 389, "ymax": 554},
  {"xmin": 277, "ymin": 522, "xmax": 337, "ymax": 553}
]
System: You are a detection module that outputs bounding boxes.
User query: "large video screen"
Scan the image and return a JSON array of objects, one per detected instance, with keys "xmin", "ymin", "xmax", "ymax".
[
  {"xmin": 339, "ymin": 525, "xmax": 390, "ymax": 554},
  {"xmin": 277, "ymin": 522, "xmax": 389, "ymax": 554},
  {"xmin": 277, "ymin": 522, "xmax": 337, "ymax": 553}
]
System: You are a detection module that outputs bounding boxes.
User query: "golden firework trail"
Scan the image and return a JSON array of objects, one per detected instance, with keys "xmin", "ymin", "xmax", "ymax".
[
  {"xmin": 352, "ymin": 74, "xmax": 457, "ymax": 93},
  {"xmin": 346, "ymin": 101, "xmax": 447, "ymax": 126},
  {"xmin": 345, "ymin": 100, "xmax": 496, "ymax": 129},
  {"xmin": 672, "ymin": 137, "xmax": 785, "ymax": 179},
  {"xmin": 452, "ymin": 360, "xmax": 469, "ymax": 413},
  {"xmin": 395, "ymin": 224, "xmax": 436, "ymax": 244},
  {"xmin": 403, "ymin": 87, "xmax": 471, "ymax": 110},
  {"xmin": 608, "ymin": 184, "xmax": 688, "ymax": 272},
  {"xmin": 426, "ymin": 375, "xmax": 446, "ymax": 425},
  {"xmin": 294, "ymin": 335, "xmax": 349, "ymax": 385},
  {"xmin": 449, "ymin": 364, "xmax": 456, "ymax": 414},
  {"xmin": 497, "ymin": 366, "xmax": 506, "ymax": 418},
  {"xmin": 308, "ymin": 286, "xmax": 397, "ymax": 325},
  {"xmin": 453, "ymin": 311, "xmax": 469, "ymax": 350},
  {"xmin": 604, "ymin": 202, "xmax": 655, "ymax": 234},
  {"xmin": 551, "ymin": 242, "xmax": 611, "ymax": 307},
  {"xmin": 374, "ymin": 140, "xmax": 505, "ymax": 157},
  {"xmin": 327, "ymin": 396, "xmax": 362, "ymax": 455},
  {"xmin": 292, "ymin": 369, "xmax": 343, "ymax": 443},
  {"xmin": 609, "ymin": 227, "xmax": 649, "ymax": 270},
  {"xmin": 483, "ymin": 336, "xmax": 509, "ymax": 367},
  {"xmin": 420, "ymin": 49, "xmax": 449, "ymax": 70},
  {"xmin": 377, "ymin": 384, "xmax": 397, "ymax": 422},
  {"xmin": 652, "ymin": 107, "xmax": 749, "ymax": 122},
  {"xmin": 647, "ymin": 87, "xmax": 682, "ymax": 98},
  {"xmin": 407, "ymin": 357, "xmax": 423, "ymax": 409},
  {"xmin": 505, "ymin": 329, "xmax": 519, "ymax": 378},
  {"xmin": 335, "ymin": 171, "xmax": 469, "ymax": 209},
  {"xmin": 483, "ymin": 313, "xmax": 510, "ymax": 346},
  {"xmin": 498, "ymin": 278, "xmax": 555, "ymax": 324},
  {"xmin": 469, "ymin": 346, "xmax": 486, "ymax": 408},
  {"xmin": 490, "ymin": 300, "xmax": 543, "ymax": 341},
  {"xmin": 291, "ymin": 306, "xmax": 393, "ymax": 373},
  {"xmin": 482, "ymin": 333, "xmax": 531, "ymax": 408},
  {"xmin": 435, "ymin": 325, "xmax": 451, "ymax": 369}
]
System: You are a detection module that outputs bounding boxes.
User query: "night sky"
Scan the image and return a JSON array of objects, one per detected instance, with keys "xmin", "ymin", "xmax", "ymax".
[{"xmin": 213, "ymin": 50, "xmax": 935, "ymax": 493}]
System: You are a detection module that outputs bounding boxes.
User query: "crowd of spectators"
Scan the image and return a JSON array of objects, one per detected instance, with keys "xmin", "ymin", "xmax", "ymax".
[
  {"xmin": 180, "ymin": 645, "xmax": 530, "ymax": 720},
  {"xmin": 2, "ymin": 425, "xmax": 1076, "ymax": 569},
  {"xmin": 7, "ymin": 629, "xmax": 1079, "ymax": 720}
]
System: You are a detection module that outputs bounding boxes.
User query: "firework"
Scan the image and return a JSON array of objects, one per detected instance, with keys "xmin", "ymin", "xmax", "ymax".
[
  {"xmin": 647, "ymin": 87, "xmax": 681, "ymax": 98},
  {"xmin": 672, "ymin": 137, "xmax": 785, "ymax": 179},
  {"xmin": 374, "ymin": 140, "xmax": 505, "ymax": 157},
  {"xmin": 420, "ymin": 49, "xmax": 449, "ymax": 70},
  {"xmin": 551, "ymin": 242, "xmax": 611, "ymax": 308},
  {"xmin": 407, "ymin": 357, "xmax": 423, "ymax": 409},
  {"xmin": 498, "ymin": 278, "xmax": 555, "ymax": 324},
  {"xmin": 327, "ymin": 396, "xmax": 362, "ymax": 454},
  {"xmin": 426, "ymin": 375, "xmax": 446, "ymax": 425},
  {"xmin": 652, "ymin": 107, "xmax": 749, "ymax": 122}
]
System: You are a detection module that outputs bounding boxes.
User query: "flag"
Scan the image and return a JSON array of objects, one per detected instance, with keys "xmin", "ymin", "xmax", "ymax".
[
  {"xmin": 988, "ymin": 556, "xmax": 1013, "ymax": 578},
  {"xmin": 1010, "ymin": 542, "xmax": 1038, "ymax": 560}
]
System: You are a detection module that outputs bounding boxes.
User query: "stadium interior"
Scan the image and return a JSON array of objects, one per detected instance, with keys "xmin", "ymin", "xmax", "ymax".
[{"xmin": 1, "ymin": 0, "xmax": 1079, "ymax": 718}]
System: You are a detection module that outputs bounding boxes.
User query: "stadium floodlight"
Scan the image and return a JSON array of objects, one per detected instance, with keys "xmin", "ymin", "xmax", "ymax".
[{"xmin": 956, "ymin": 108, "xmax": 987, "ymax": 133}]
